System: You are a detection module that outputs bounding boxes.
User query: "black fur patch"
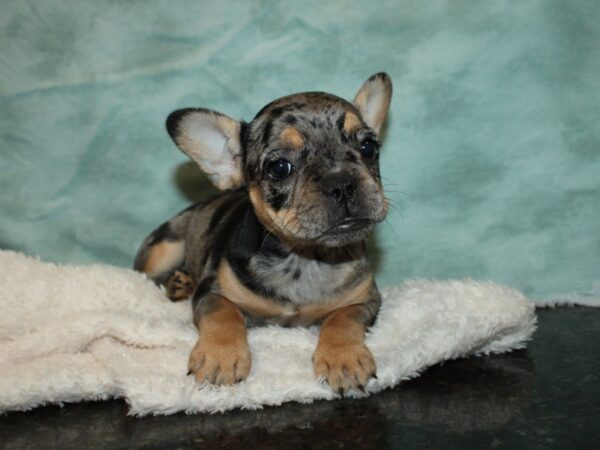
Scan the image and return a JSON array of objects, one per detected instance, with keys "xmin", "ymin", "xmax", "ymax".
[
  {"xmin": 269, "ymin": 106, "xmax": 286, "ymax": 118},
  {"xmin": 240, "ymin": 120, "xmax": 250, "ymax": 167},
  {"xmin": 309, "ymin": 118, "xmax": 323, "ymax": 129},
  {"xmin": 207, "ymin": 198, "xmax": 249, "ymax": 272},
  {"xmin": 283, "ymin": 114, "xmax": 297, "ymax": 124},
  {"xmin": 192, "ymin": 275, "xmax": 216, "ymax": 307},
  {"xmin": 269, "ymin": 194, "xmax": 287, "ymax": 211},
  {"xmin": 148, "ymin": 222, "xmax": 178, "ymax": 245},
  {"xmin": 337, "ymin": 113, "xmax": 349, "ymax": 143},
  {"xmin": 193, "ymin": 286, "xmax": 226, "ymax": 317},
  {"xmin": 345, "ymin": 151, "xmax": 358, "ymax": 163},
  {"xmin": 262, "ymin": 121, "xmax": 273, "ymax": 146},
  {"xmin": 209, "ymin": 195, "xmax": 245, "ymax": 231},
  {"xmin": 269, "ymin": 193, "xmax": 287, "ymax": 211},
  {"xmin": 336, "ymin": 113, "xmax": 345, "ymax": 132},
  {"xmin": 369, "ymin": 72, "xmax": 386, "ymax": 82}
]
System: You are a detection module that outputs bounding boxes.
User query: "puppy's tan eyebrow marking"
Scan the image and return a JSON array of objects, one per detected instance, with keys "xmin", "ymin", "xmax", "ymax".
[
  {"xmin": 279, "ymin": 126, "xmax": 305, "ymax": 150},
  {"xmin": 343, "ymin": 112, "xmax": 362, "ymax": 134}
]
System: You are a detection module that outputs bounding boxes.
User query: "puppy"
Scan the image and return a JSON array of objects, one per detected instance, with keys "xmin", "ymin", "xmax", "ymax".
[{"xmin": 134, "ymin": 73, "xmax": 392, "ymax": 393}]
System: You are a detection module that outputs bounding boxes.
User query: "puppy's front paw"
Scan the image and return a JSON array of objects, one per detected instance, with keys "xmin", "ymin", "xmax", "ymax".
[
  {"xmin": 188, "ymin": 338, "xmax": 251, "ymax": 385},
  {"xmin": 313, "ymin": 343, "xmax": 376, "ymax": 394}
]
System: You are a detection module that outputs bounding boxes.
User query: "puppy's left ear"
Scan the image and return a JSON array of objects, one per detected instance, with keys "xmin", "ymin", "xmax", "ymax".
[
  {"xmin": 353, "ymin": 73, "xmax": 393, "ymax": 135},
  {"xmin": 166, "ymin": 108, "xmax": 244, "ymax": 190}
]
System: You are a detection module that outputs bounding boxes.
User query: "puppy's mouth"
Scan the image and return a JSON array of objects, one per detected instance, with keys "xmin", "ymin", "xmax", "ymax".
[
  {"xmin": 325, "ymin": 218, "xmax": 374, "ymax": 233},
  {"xmin": 316, "ymin": 217, "xmax": 376, "ymax": 245}
]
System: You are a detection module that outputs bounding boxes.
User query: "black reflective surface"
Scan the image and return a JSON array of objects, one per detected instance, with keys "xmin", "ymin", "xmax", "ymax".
[{"xmin": 1, "ymin": 307, "xmax": 598, "ymax": 449}]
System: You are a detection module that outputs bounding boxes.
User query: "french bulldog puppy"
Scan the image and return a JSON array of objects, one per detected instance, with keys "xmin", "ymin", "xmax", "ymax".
[{"xmin": 134, "ymin": 73, "xmax": 392, "ymax": 394}]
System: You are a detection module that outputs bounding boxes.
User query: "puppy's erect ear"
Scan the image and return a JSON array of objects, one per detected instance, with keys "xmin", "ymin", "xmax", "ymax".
[
  {"xmin": 166, "ymin": 108, "xmax": 243, "ymax": 190},
  {"xmin": 353, "ymin": 73, "xmax": 393, "ymax": 135}
]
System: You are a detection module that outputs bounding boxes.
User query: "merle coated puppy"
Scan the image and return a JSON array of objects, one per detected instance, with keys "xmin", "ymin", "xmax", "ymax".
[{"xmin": 134, "ymin": 73, "xmax": 393, "ymax": 393}]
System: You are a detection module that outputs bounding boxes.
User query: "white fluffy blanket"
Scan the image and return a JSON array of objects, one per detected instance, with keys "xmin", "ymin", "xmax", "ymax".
[{"xmin": 0, "ymin": 250, "xmax": 536, "ymax": 416}]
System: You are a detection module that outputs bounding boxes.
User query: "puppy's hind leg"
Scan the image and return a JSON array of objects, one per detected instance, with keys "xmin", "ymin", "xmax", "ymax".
[
  {"xmin": 166, "ymin": 269, "xmax": 195, "ymax": 301},
  {"xmin": 134, "ymin": 222, "xmax": 192, "ymax": 300}
]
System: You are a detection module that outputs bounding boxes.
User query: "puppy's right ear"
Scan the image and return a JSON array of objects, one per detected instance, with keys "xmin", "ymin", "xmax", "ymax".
[
  {"xmin": 166, "ymin": 108, "xmax": 244, "ymax": 190},
  {"xmin": 353, "ymin": 73, "xmax": 393, "ymax": 135}
]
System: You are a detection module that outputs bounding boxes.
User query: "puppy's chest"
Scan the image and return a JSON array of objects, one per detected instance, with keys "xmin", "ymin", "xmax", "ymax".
[{"xmin": 248, "ymin": 253, "xmax": 358, "ymax": 304}]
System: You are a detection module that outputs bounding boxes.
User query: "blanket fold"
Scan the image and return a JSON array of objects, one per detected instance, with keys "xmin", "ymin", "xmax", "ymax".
[{"xmin": 0, "ymin": 250, "xmax": 536, "ymax": 416}]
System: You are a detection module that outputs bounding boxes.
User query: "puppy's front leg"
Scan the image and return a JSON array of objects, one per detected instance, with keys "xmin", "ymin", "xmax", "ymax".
[
  {"xmin": 313, "ymin": 302, "xmax": 379, "ymax": 394},
  {"xmin": 188, "ymin": 294, "xmax": 251, "ymax": 385}
]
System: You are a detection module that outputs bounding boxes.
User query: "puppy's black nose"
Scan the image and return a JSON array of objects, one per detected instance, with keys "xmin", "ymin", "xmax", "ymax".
[{"xmin": 322, "ymin": 173, "xmax": 357, "ymax": 204}]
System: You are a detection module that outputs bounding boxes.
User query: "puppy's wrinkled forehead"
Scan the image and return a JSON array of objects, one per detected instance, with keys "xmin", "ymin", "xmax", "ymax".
[{"xmin": 243, "ymin": 92, "xmax": 366, "ymax": 171}]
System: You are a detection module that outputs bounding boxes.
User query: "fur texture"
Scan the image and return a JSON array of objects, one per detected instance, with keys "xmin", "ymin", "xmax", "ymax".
[{"xmin": 0, "ymin": 250, "xmax": 536, "ymax": 416}]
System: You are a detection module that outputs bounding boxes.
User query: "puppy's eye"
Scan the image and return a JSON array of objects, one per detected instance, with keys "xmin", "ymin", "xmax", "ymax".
[
  {"xmin": 359, "ymin": 139, "xmax": 379, "ymax": 158},
  {"xmin": 266, "ymin": 159, "xmax": 293, "ymax": 181}
]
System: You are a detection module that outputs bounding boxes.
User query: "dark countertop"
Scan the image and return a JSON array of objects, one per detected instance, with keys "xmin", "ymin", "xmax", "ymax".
[{"xmin": 1, "ymin": 307, "xmax": 598, "ymax": 450}]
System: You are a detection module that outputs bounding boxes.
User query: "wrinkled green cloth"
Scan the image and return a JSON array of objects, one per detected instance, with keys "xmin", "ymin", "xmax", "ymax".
[{"xmin": 1, "ymin": 0, "xmax": 598, "ymax": 304}]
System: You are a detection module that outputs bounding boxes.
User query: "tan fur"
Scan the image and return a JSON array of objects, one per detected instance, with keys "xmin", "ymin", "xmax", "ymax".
[
  {"xmin": 214, "ymin": 114, "xmax": 245, "ymax": 188},
  {"xmin": 353, "ymin": 89, "xmax": 369, "ymax": 116},
  {"xmin": 280, "ymin": 126, "xmax": 305, "ymax": 149},
  {"xmin": 188, "ymin": 295, "xmax": 251, "ymax": 385},
  {"xmin": 248, "ymin": 185, "xmax": 303, "ymax": 242},
  {"xmin": 217, "ymin": 260, "xmax": 293, "ymax": 319},
  {"xmin": 383, "ymin": 196, "xmax": 390, "ymax": 216},
  {"xmin": 343, "ymin": 112, "xmax": 362, "ymax": 134},
  {"xmin": 142, "ymin": 240, "xmax": 185, "ymax": 278},
  {"xmin": 313, "ymin": 305, "xmax": 376, "ymax": 391}
]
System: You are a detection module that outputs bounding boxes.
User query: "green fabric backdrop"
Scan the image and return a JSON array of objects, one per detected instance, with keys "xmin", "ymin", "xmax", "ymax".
[{"xmin": 1, "ymin": 0, "xmax": 598, "ymax": 304}]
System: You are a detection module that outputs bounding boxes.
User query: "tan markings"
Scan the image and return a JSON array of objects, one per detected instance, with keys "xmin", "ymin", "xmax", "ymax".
[
  {"xmin": 279, "ymin": 126, "xmax": 305, "ymax": 149},
  {"xmin": 188, "ymin": 295, "xmax": 251, "ymax": 385},
  {"xmin": 353, "ymin": 90, "xmax": 369, "ymax": 117},
  {"xmin": 249, "ymin": 185, "xmax": 274, "ymax": 231},
  {"xmin": 313, "ymin": 304, "xmax": 377, "ymax": 392},
  {"xmin": 217, "ymin": 259, "xmax": 293, "ymax": 318},
  {"xmin": 343, "ymin": 112, "xmax": 362, "ymax": 134},
  {"xmin": 142, "ymin": 240, "xmax": 185, "ymax": 277},
  {"xmin": 383, "ymin": 196, "xmax": 390, "ymax": 216},
  {"xmin": 249, "ymin": 185, "xmax": 303, "ymax": 242},
  {"xmin": 297, "ymin": 276, "xmax": 373, "ymax": 324}
]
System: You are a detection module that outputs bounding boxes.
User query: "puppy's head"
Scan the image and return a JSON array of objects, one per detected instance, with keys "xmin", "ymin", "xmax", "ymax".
[{"xmin": 167, "ymin": 73, "xmax": 392, "ymax": 247}]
